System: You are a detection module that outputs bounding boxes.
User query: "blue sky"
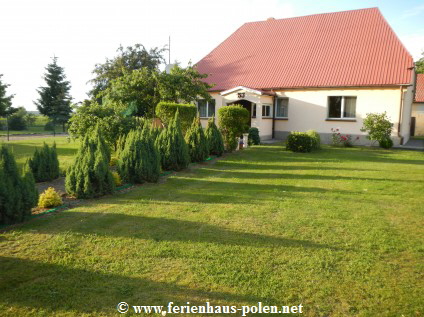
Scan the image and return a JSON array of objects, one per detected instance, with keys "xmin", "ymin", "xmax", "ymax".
[{"xmin": 0, "ymin": 0, "xmax": 423, "ymax": 110}]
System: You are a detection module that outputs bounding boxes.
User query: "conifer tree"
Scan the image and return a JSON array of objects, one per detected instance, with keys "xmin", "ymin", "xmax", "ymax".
[
  {"xmin": 205, "ymin": 116, "xmax": 224, "ymax": 156},
  {"xmin": 185, "ymin": 116, "xmax": 209, "ymax": 162},
  {"xmin": 0, "ymin": 146, "xmax": 37, "ymax": 224},
  {"xmin": 34, "ymin": 57, "xmax": 72, "ymax": 133},
  {"xmin": 65, "ymin": 126, "xmax": 114, "ymax": 198},
  {"xmin": 29, "ymin": 142, "xmax": 60, "ymax": 182},
  {"xmin": 155, "ymin": 110, "xmax": 190, "ymax": 171}
]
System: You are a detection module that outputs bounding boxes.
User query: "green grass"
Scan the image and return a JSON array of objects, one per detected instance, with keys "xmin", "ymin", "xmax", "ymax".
[
  {"xmin": 0, "ymin": 137, "xmax": 79, "ymax": 171},
  {"xmin": 0, "ymin": 126, "xmax": 64, "ymax": 135},
  {"xmin": 0, "ymin": 144, "xmax": 423, "ymax": 316}
]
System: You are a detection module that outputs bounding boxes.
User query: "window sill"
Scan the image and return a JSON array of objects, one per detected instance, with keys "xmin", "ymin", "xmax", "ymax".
[
  {"xmin": 275, "ymin": 117, "xmax": 288, "ymax": 120},
  {"xmin": 262, "ymin": 117, "xmax": 273, "ymax": 119},
  {"xmin": 326, "ymin": 118, "xmax": 356, "ymax": 122},
  {"xmin": 199, "ymin": 117, "xmax": 212, "ymax": 119}
]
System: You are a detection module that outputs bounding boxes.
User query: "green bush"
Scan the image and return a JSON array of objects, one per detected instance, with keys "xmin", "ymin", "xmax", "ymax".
[
  {"xmin": 8, "ymin": 114, "xmax": 27, "ymax": 130},
  {"xmin": 155, "ymin": 102, "xmax": 197, "ymax": 134},
  {"xmin": 248, "ymin": 127, "xmax": 260, "ymax": 145},
  {"xmin": 361, "ymin": 112, "xmax": 393, "ymax": 144},
  {"xmin": 306, "ymin": 130, "xmax": 321, "ymax": 150},
  {"xmin": 38, "ymin": 187, "xmax": 62, "ymax": 208},
  {"xmin": 379, "ymin": 137, "xmax": 393, "ymax": 149},
  {"xmin": 204, "ymin": 116, "xmax": 224, "ymax": 156},
  {"xmin": 65, "ymin": 125, "xmax": 114, "ymax": 199},
  {"xmin": 155, "ymin": 110, "xmax": 190, "ymax": 171},
  {"xmin": 0, "ymin": 146, "xmax": 38, "ymax": 225},
  {"xmin": 118, "ymin": 125, "xmax": 161, "ymax": 184},
  {"xmin": 28, "ymin": 142, "xmax": 60, "ymax": 182},
  {"xmin": 218, "ymin": 105, "xmax": 250, "ymax": 152},
  {"xmin": 286, "ymin": 132, "xmax": 313, "ymax": 153},
  {"xmin": 185, "ymin": 116, "xmax": 209, "ymax": 162}
]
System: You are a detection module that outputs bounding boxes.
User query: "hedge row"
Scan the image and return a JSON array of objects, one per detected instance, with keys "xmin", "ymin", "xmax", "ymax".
[{"xmin": 286, "ymin": 130, "xmax": 321, "ymax": 153}]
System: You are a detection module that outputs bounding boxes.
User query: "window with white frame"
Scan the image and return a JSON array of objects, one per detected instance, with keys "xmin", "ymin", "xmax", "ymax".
[
  {"xmin": 328, "ymin": 96, "xmax": 356, "ymax": 119},
  {"xmin": 252, "ymin": 103, "xmax": 257, "ymax": 118},
  {"xmin": 197, "ymin": 99, "xmax": 216, "ymax": 118},
  {"xmin": 275, "ymin": 98, "xmax": 289, "ymax": 118},
  {"xmin": 262, "ymin": 104, "xmax": 272, "ymax": 117}
]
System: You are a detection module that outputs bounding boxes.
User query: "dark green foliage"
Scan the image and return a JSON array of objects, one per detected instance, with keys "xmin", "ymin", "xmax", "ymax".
[
  {"xmin": 155, "ymin": 110, "xmax": 190, "ymax": 171},
  {"xmin": 306, "ymin": 130, "xmax": 321, "ymax": 150},
  {"xmin": 218, "ymin": 105, "xmax": 250, "ymax": 152},
  {"xmin": 416, "ymin": 51, "xmax": 424, "ymax": 74},
  {"xmin": 28, "ymin": 142, "xmax": 60, "ymax": 182},
  {"xmin": 44, "ymin": 121, "xmax": 54, "ymax": 131},
  {"xmin": 379, "ymin": 137, "xmax": 393, "ymax": 149},
  {"xmin": 248, "ymin": 127, "xmax": 260, "ymax": 145},
  {"xmin": 118, "ymin": 125, "xmax": 161, "ymax": 184},
  {"xmin": 155, "ymin": 102, "xmax": 197, "ymax": 134},
  {"xmin": 8, "ymin": 113, "xmax": 27, "ymax": 130},
  {"xmin": 286, "ymin": 132, "xmax": 313, "ymax": 153},
  {"xmin": 0, "ymin": 74, "xmax": 14, "ymax": 117},
  {"xmin": 34, "ymin": 57, "xmax": 72, "ymax": 133},
  {"xmin": 0, "ymin": 146, "xmax": 38, "ymax": 225},
  {"xmin": 205, "ymin": 116, "xmax": 224, "ymax": 156},
  {"xmin": 65, "ymin": 126, "xmax": 114, "ymax": 199},
  {"xmin": 185, "ymin": 116, "xmax": 209, "ymax": 162}
]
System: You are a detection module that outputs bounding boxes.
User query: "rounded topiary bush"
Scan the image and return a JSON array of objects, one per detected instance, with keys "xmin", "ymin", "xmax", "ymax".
[
  {"xmin": 248, "ymin": 127, "xmax": 260, "ymax": 145},
  {"xmin": 38, "ymin": 187, "xmax": 63, "ymax": 208},
  {"xmin": 218, "ymin": 105, "xmax": 250, "ymax": 152},
  {"xmin": 286, "ymin": 132, "xmax": 313, "ymax": 153},
  {"xmin": 379, "ymin": 137, "xmax": 393, "ymax": 149},
  {"xmin": 306, "ymin": 130, "xmax": 321, "ymax": 150},
  {"xmin": 155, "ymin": 102, "xmax": 197, "ymax": 134}
]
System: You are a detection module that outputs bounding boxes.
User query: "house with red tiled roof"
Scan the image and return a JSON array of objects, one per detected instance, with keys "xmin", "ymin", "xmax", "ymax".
[
  {"xmin": 195, "ymin": 7, "xmax": 416, "ymax": 145},
  {"xmin": 412, "ymin": 74, "xmax": 424, "ymax": 136}
]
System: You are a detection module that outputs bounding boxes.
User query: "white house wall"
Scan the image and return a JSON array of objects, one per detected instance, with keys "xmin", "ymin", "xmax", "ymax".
[{"xmin": 412, "ymin": 102, "xmax": 424, "ymax": 136}]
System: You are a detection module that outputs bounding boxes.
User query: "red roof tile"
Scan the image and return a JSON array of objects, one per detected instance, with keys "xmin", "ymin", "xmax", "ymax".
[
  {"xmin": 415, "ymin": 74, "xmax": 424, "ymax": 102},
  {"xmin": 196, "ymin": 8, "xmax": 414, "ymax": 91}
]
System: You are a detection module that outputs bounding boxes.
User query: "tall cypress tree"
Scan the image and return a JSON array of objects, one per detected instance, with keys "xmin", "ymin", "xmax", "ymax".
[
  {"xmin": 205, "ymin": 116, "xmax": 224, "ymax": 156},
  {"xmin": 28, "ymin": 142, "xmax": 60, "ymax": 182},
  {"xmin": 155, "ymin": 110, "xmax": 190, "ymax": 171},
  {"xmin": 34, "ymin": 57, "xmax": 72, "ymax": 134},
  {"xmin": 185, "ymin": 116, "xmax": 209, "ymax": 162}
]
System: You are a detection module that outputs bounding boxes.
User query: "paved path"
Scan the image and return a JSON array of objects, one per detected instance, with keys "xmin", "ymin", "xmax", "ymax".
[{"xmin": 400, "ymin": 138, "xmax": 424, "ymax": 150}]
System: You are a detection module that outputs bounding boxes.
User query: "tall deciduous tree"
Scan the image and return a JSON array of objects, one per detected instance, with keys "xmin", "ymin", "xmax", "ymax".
[
  {"xmin": 89, "ymin": 44, "xmax": 166, "ymax": 99},
  {"xmin": 34, "ymin": 57, "xmax": 72, "ymax": 133},
  {"xmin": 416, "ymin": 51, "xmax": 424, "ymax": 74},
  {"xmin": 0, "ymin": 74, "xmax": 14, "ymax": 117}
]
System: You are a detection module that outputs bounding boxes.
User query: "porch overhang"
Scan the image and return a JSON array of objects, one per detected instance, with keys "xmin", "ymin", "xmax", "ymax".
[{"xmin": 220, "ymin": 86, "xmax": 276, "ymax": 96}]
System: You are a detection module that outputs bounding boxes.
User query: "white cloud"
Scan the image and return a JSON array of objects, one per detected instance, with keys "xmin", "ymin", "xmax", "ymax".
[
  {"xmin": 399, "ymin": 32, "xmax": 424, "ymax": 60},
  {"xmin": 401, "ymin": 4, "xmax": 424, "ymax": 19}
]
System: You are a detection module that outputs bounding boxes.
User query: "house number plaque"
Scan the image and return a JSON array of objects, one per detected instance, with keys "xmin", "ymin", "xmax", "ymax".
[{"xmin": 237, "ymin": 92, "xmax": 245, "ymax": 98}]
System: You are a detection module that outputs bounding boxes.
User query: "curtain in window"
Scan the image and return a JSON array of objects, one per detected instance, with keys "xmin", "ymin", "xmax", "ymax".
[
  {"xmin": 276, "ymin": 98, "xmax": 288, "ymax": 117},
  {"xmin": 198, "ymin": 100, "xmax": 207, "ymax": 117},
  {"xmin": 208, "ymin": 100, "xmax": 216, "ymax": 117},
  {"xmin": 344, "ymin": 97, "xmax": 356, "ymax": 118}
]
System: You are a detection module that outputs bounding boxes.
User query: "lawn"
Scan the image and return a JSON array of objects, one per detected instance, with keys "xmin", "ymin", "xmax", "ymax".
[
  {"xmin": 0, "ymin": 144, "xmax": 423, "ymax": 316},
  {"xmin": 0, "ymin": 136, "xmax": 79, "ymax": 171}
]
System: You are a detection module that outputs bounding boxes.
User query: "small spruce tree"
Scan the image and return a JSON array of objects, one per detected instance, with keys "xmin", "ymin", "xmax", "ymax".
[
  {"xmin": 155, "ymin": 110, "xmax": 190, "ymax": 171},
  {"xmin": 185, "ymin": 116, "xmax": 209, "ymax": 162},
  {"xmin": 28, "ymin": 142, "xmax": 60, "ymax": 182},
  {"xmin": 204, "ymin": 116, "xmax": 224, "ymax": 157},
  {"xmin": 65, "ymin": 126, "xmax": 114, "ymax": 198}
]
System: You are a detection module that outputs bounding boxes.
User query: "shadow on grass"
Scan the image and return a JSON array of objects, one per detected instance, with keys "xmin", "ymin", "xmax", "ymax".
[
  {"xmin": 18, "ymin": 212, "xmax": 338, "ymax": 250},
  {"xmin": 0, "ymin": 256, "xmax": 270, "ymax": 315}
]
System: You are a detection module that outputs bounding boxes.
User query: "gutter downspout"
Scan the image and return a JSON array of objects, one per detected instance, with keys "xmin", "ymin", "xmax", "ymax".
[
  {"xmin": 272, "ymin": 94, "xmax": 276, "ymax": 139},
  {"xmin": 398, "ymin": 85, "xmax": 404, "ymax": 145}
]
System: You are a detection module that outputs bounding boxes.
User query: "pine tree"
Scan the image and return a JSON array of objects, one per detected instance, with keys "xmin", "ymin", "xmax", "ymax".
[
  {"xmin": 205, "ymin": 116, "xmax": 224, "ymax": 156},
  {"xmin": 0, "ymin": 74, "xmax": 14, "ymax": 117},
  {"xmin": 34, "ymin": 57, "xmax": 72, "ymax": 133},
  {"xmin": 0, "ymin": 146, "xmax": 37, "ymax": 224},
  {"xmin": 155, "ymin": 110, "xmax": 190, "ymax": 171},
  {"xmin": 185, "ymin": 116, "xmax": 209, "ymax": 162},
  {"xmin": 65, "ymin": 126, "xmax": 114, "ymax": 198}
]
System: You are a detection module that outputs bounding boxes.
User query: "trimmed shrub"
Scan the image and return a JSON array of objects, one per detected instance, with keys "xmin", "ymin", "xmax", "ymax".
[
  {"xmin": 118, "ymin": 125, "xmax": 161, "ymax": 184},
  {"xmin": 8, "ymin": 114, "xmax": 27, "ymax": 130},
  {"xmin": 185, "ymin": 116, "xmax": 209, "ymax": 162},
  {"xmin": 0, "ymin": 146, "xmax": 38, "ymax": 225},
  {"xmin": 112, "ymin": 171, "xmax": 122, "ymax": 186},
  {"xmin": 218, "ymin": 105, "xmax": 250, "ymax": 152},
  {"xmin": 379, "ymin": 137, "xmax": 393, "ymax": 149},
  {"xmin": 361, "ymin": 112, "xmax": 393, "ymax": 143},
  {"xmin": 38, "ymin": 187, "xmax": 63, "ymax": 208},
  {"xmin": 205, "ymin": 116, "xmax": 224, "ymax": 156},
  {"xmin": 28, "ymin": 142, "xmax": 60, "ymax": 182},
  {"xmin": 65, "ymin": 126, "xmax": 115, "ymax": 199},
  {"xmin": 155, "ymin": 110, "xmax": 190, "ymax": 171},
  {"xmin": 306, "ymin": 130, "xmax": 321, "ymax": 150},
  {"xmin": 248, "ymin": 127, "xmax": 260, "ymax": 145},
  {"xmin": 156, "ymin": 102, "xmax": 197, "ymax": 134},
  {"xmin": 286, "ymin": 132, "xmax": 313, "ymax": 153}
]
